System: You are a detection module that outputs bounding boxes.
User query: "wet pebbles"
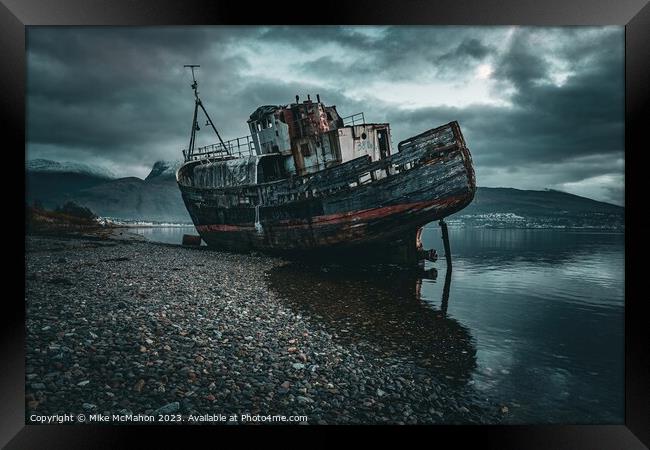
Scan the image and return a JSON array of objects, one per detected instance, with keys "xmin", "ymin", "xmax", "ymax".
[{"xmin": 25, "ymin": 235, "xmax": 499, "ymax": 424}]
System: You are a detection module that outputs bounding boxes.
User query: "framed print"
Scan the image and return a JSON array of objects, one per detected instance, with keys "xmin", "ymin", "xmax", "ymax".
[{"xmin": 2, "ymin": 0, "xmax": 648, "ymax": 447}]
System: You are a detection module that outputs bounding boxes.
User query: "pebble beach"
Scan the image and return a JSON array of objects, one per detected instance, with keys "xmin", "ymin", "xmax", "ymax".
[{"xmin": 25, "ymin": 233, "xmax": 500, "ymax": 425}]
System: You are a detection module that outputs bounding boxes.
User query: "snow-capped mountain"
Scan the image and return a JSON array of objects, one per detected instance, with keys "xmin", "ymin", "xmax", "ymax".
[
  {"xmin": 145, "ymin": 160, "xmax": 183, "ymax": 181},
  {"xmin": 27, "ymin": 158, "xmax": 117, "ymax": 179}
]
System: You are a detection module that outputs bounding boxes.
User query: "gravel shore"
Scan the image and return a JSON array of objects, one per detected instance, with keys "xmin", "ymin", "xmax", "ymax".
[{"xmin": 25, "ymin": 233, "xmax": 500, "ymax": 425}]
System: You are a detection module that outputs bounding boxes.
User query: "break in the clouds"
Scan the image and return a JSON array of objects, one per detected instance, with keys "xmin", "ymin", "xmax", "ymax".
[{"xmin": 26, "ymin": 26, "xmax": 624, "ymax": 205}]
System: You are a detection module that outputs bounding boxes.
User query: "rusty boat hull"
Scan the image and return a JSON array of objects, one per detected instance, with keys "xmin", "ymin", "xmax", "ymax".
[{"xmin": 177, "ymin": 121, "xmax": 476, "ymax": 265}]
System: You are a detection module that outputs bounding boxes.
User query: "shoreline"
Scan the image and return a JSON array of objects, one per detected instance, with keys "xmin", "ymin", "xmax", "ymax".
[{"xmin": 25, "ymin": 232, "xmax": 501, "ymax": 425}]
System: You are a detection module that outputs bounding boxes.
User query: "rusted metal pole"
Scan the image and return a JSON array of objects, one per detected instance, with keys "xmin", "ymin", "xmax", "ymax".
[
  {"xmin": 441, "ymin": 264, "xmax": 452, "ymax": 316},
  {"xmin": 439, "ymin": 218, "xmax": 452, "ymax": 269}
]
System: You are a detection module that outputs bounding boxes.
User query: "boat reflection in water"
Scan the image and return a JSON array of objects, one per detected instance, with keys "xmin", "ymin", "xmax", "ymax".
[{"xmin": 267, "ymin": 263, "xmax": 475, "ymax": 383}]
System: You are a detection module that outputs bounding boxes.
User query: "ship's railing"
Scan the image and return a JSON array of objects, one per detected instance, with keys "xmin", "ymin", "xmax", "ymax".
[
  {"xmin": 342, "ymin": 112, "xmax": 365, "ymax": 127},
  {"xmin": 183, "ymin": 135, "xmax": 257, "ymax": 161}
]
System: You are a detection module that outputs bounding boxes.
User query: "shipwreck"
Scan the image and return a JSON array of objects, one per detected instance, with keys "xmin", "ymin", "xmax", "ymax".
[{"xmin": 176, "ymin": 66, "xmax": 477, "ymax": 266}]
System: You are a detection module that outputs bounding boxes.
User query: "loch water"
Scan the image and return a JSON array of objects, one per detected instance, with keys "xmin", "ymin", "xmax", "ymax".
[
  {"xmin": 128, "ymin": 226, "xmax": 199, "ymax": 245},
  {"xmin": 417, "ymin": 227, "xmax": 625, "ymax": 423}
]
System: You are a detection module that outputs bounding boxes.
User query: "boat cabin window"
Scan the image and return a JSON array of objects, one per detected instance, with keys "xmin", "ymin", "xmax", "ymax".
[
  {"xmin": 257, "ymin": 155, "xmax": 286, "ymax": 182},
  {"xmin": 253, "ymin": 117, "xmax": 274, "ymax": 130},
  {"xmin": 378, "ymin": 128, "xmax": 390, "ymax": 159}
]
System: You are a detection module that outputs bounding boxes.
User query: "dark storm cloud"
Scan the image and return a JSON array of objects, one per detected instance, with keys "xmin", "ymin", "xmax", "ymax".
[
  {"xmin": 258, "ymin": 26, "xmax": 379, "ymax": 51},
  {"xmin": 27, "ymin": 26, "xmax": 262, "ymax": 172},
  {"xmin": 437, "ymin": 38, "xmax": 494, "ymax": 64},
  {"xmin": 26, "ymin": 26, "xmax": 624, "ymax": 205}
]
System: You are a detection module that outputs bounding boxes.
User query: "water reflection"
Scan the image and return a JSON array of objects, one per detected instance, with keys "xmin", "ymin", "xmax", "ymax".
[
  {"xmin": 128, "ymin": 226, "xmax": 200, "ymax": 245},
  {"xmin": 421, "ymin": 227, "xmax": 623, "ymax": 269},
  {"xmin": 419, "ymin": 228, "xmax": 624, "ymax": 423},
  {"xmin": 268, "ymin": 263, "xmax": 476, "ymax": 383},
  {"xmin": 269, "ymin": 228, "xmax": 624, "ymax": 423}
]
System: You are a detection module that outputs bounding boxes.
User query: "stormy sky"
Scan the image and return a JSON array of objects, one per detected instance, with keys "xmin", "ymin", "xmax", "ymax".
[{"xmin": 26, "ymin": 26, "xmax": 624, "ymax": 205}]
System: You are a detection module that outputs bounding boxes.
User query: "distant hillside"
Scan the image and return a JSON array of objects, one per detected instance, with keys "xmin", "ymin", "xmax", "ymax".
[
  {"xmin": 26, "ymin": 202, "xmax": 102, "ymax": 234},
  {"xmin": 26, "ymin": 159, "xmax": 190, "ymax": 223},
  {"xmin": 26, "ymin": 159, "xmax": 117, "ymax": 209},
  {"xmin": 449, "ymin": 187, "xmax": 624, "ymax": 230},
  {"xmin": 72, "ymin": 176, "xmax": 189, "ymax": 222},
  {"xmin": 461, "ymin": 187, "xmax": 622, "ymax": 215}
]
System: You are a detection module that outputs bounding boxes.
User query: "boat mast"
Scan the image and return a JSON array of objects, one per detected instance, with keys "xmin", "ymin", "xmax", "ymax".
[{"xmin": 184, "ymin": 65, "xmax": 228, "ymax": 160}]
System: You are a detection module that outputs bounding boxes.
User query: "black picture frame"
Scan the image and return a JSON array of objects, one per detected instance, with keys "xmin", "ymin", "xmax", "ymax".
[{"xmin": 3, "ymin": 0, "xmax": 648, "ymax": 447}]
